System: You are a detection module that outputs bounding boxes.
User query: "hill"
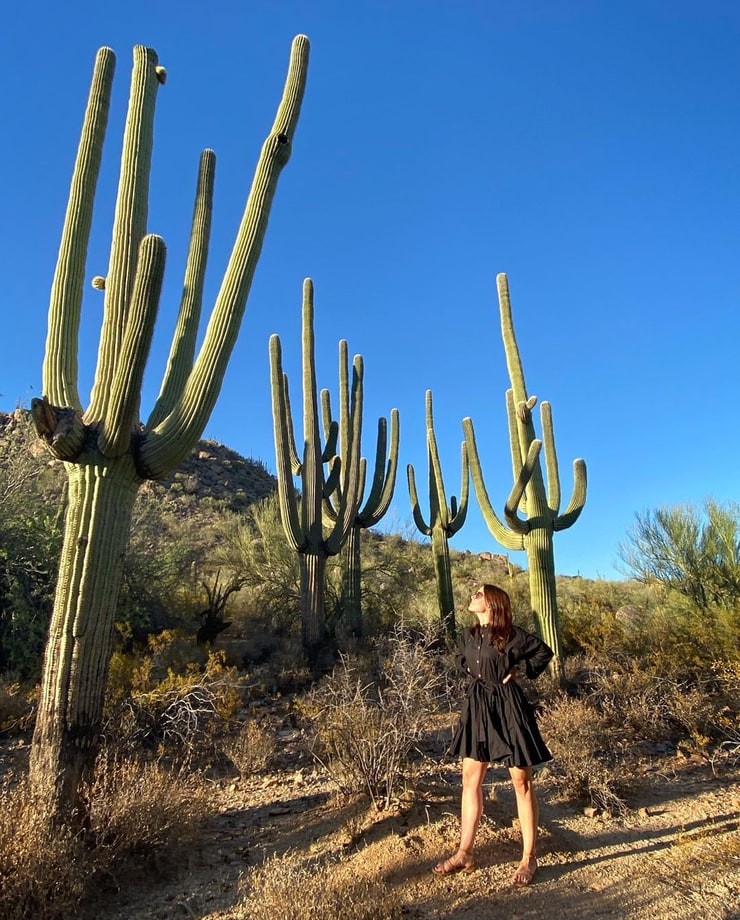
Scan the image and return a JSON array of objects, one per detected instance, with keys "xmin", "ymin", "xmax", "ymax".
[{"xmin": 0, "ymin": 409, "xmax": 278, "ymax": 514}]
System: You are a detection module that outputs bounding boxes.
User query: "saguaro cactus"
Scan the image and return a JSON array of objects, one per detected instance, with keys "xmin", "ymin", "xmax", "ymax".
[
  {"xmin": 269, "ymin": 279, "xmax": 364, "ymax": 662},
  {"xmin": 29, "ymin": 38, "xmax": 309, "ymax": 824},
  {"xmin": 462, "ymin": 273, "xmax": 587, "ymax": 680},
  {"xmin": 408, "ymin": 390, "xmax": 469, "ymax": 637},
  {"xmin": 321, "ymin": 343, "xmax": 399, "ymax": 637}
]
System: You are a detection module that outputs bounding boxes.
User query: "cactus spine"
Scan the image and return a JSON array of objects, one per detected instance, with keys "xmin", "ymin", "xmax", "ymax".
[
  {"xmin": 29, "ymin": 39, "xmax": 309, "ymax": 824},
  {"xmin": 462, "ymin": 273, "xmax": 587, "ymax": 680},
  {"xmin": 408, "ymin": 390, "xmax": 469, "ymax": 637},
  {"xmin": 321, "ymin": 344, "xmax": 399, "ymax": 637},
  {"xmin": 270, "ymin": 279, "xmax": 364, "ymax": 661}
]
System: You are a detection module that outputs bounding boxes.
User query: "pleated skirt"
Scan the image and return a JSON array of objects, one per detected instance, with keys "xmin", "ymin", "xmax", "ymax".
[{"xmin": 449, "ymin": 681, "xmax": 552, "ymax": 768}]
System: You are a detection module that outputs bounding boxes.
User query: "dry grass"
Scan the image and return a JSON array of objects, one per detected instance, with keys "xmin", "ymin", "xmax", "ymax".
[
  {"xmin": 220, "ymin": 720, "xmax": 278, "ymax": 777},
  {"xmin": 0, "ymin": 756, "xmax": 210, "ymax": 920},
  {"xmin": 0, "ymin": 778, "xmax": 86, "ymax": 920},
  {"xmin": 0, "ymin": 680, "xmax": 36, "ymax": 735},
  {"xmin": 539, "ymin": 694, "xmax": 630, "ymax": 813},
  {"xmin": 88, "ymin": 755, "xmax": 210, "ymax": 877},
  {"xmin": 297, "ymin": 630, "xmax": 444, "ymax": 809},
  {"xmin": 226, "ymin": 850, "xmax": 403, "ymax": 920}
]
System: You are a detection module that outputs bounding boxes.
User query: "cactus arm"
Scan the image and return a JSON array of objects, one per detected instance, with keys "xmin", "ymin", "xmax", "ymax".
[
  {"xmin": 299, "ymin": 278, "xmax": 324, "ymax": 548},
  {"xmin": 319, "ymin": 390, "xmax": 339, "ymax": 463},
  {"xmin": 320, "ymin": 387, "xmax": 340, "ymax": 515},
  {"xmin": 321, "ymin": 390, "xmax": 345, "ymax": 463},
  {"xmin": 337, "ymin": 340, "xmax": 350, "ymax": 463},
  {"xmin": 44, "ymin": 48, "xmax": 115, "ymax": 415},
  {"xmin": 284, "ymin": 374, "xmax": 303, "ymax": 474},
  {"xmin": 448, "ymin": 439, "xmax": 470, "ymax": 535},
  {"xmin": 323, "ymin": 456, "xmax": 342, "ymax": 509},
  {"xmin": 357, "ymin": 457, "xmax": 368, "ymax": 509},
  {"xmin": 88, "ymin": 45, "xmax": 160, "ymax": 424},
  {"xmin": 505, "ymin": 390, "xmax": 525, "ymax": 483},
  {"xmin": 320, "ymin": 388, "xmax": 332, "ymax": 444},
  {"xmin": 324, "ymin": 420, "xmax": 339, "ymax": 462},
  {"xmin": 504, "ymin": 439, "xmax": 542, "ymax": 534},
  {"xmin": 325, "ymin": 356, "xmax": 364, "ymax": 555},
  {"xmin": 138, "ymin": 35, "xmax": 309, "ymax": 476},
  {"xmin": 540, "ymin": 400, "xmax": 561, "ymax": 515},
  {"xmin": 147, "ymin": 150, "xmax": 215, "ymax": 429},
  {"xmin": 269, "ymin": 334, "xmax": 305, "ymax": 551},
  {"xmin": 462, "ymin": 416, "xmax": 524, "ymax": 551},
  {"xmin": 100, "ymin": 235, "xmax": 166, "ymax": 457},
  {"xmin": 498, "ymin": 273, "xmax": 528, "ymax": 407},
  {"xmin": 428, "ymin": 437, "xmax": 447, "ymax": 528},
  {"xmin": 553, "ymin": 458, "xmax": 588, "ymax": 531},
  {"xmin": 358, "ymin": 407, "xmax": 399, "ymax": 526},
  {"xmin": 407, "ymin": 463, "xmax": 432, "ymax": 537},
  {"xmin": 425, "ymin": 391, "xmax": 450, "ymax": 528}
]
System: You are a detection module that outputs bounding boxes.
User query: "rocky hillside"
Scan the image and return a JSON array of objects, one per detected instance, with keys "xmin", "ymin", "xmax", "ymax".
[{"xmin": 0, "ymin": 410, "xmax": 278, "ymax": 514}]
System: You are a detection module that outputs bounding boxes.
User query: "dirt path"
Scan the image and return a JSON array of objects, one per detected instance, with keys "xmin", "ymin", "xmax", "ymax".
[{"xmin": 92, "ymin": 749, "xmax": 740, "ymax": 920}]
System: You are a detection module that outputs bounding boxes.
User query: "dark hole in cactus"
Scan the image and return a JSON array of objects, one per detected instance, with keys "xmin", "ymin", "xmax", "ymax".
[{"xmin": 277, "ymin": 133, "xmax": 289, "ymax": 144}]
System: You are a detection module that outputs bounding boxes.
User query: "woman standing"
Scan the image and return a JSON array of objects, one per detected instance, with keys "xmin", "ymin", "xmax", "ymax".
[{"xmin": 433, "ymin": 584, "xmax": 553, "ymax": 885}]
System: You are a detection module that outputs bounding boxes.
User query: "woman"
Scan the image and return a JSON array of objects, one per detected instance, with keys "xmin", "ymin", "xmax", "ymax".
[{"xmin": 433, "ymin": 584, "xmax": 553, "ymax": 885}]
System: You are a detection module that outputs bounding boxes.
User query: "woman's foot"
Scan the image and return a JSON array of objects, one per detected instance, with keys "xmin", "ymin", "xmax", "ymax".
[
  {"xmin": 432, "ymin": 850, "xmax": 476, "ymax": 875},
  {"xmin": 512, "ymin": 855, "xmax": 537, "ymax": 886}
]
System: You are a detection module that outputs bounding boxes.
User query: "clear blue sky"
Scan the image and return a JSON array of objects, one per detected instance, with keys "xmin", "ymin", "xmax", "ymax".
[{"xmin": 2, "ymin": 1, "xmax": 739, "ymax": 580}]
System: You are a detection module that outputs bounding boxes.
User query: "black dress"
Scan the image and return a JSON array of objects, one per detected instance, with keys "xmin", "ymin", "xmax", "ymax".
[{"xmin": 449, "ymin": 624, "xmax": 553, "ymax": 768}]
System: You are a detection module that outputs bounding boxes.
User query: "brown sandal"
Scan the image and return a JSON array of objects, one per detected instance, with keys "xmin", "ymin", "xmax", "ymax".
[
  {"xmin": 512, "ymin": 856, "xmax": 537, "ymax": 886},
  {"xmin": 433, "ymin": 854, "xmax": 476, "ymax": 875}
]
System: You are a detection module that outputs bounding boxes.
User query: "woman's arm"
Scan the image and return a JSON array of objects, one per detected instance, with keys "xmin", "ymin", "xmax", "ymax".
[
  {"xmin": 517, "ymin": 628, "xmax": 554, "ymax": 679},
  {"xmin": 455, "ymin": 631, "xmax": 472, "ymax": 675}
]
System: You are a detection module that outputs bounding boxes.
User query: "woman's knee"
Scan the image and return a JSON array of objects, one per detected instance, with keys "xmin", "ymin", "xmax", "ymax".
[
  {"xmin": 509, "ymin": 766, "xmax": 534, "ymax": 796},
  {"xmin": 461, "ymin": 758, "xmax": 488, "ymax": 789}
]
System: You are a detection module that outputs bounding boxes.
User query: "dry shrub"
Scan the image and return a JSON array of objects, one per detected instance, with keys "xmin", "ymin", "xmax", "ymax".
[
  {"xmin": 235, "ymin": 851, "xmax": 402, "ymax": 920},
  {"xmin": 573, "ymin": 655, "xmax": 738, "ymax": 757},
  {"xmin": 539, "ymin": 694, "xmax": 629, "ymax": 813},
  {"xmin": 297, "ymin": 629, "xmax": 444, "ymax": 809},
  {"xmin": 586, "ymin": 664, "xmax": 674, "ymax": 743},
  {"xmin": 0, "ymin": 680, "xmax": 36, "ymax": 735},
  {"xmin": 88, "ymin": 755, "xmax": 210, "ymax": 877},
  {"xmin": 0, "ymin": 757, "xmax": 210, "ymax": 920},
  {"xmin": 221, "ymin": 720, "xmax": 277, "ymax": 777},
  {"xmin": 105, "ymin": 648, "xmax": 244, "ymax": 765},
  {"xmin": 0, "ymin": 779, "xmax": 86, "ymax": 920}
]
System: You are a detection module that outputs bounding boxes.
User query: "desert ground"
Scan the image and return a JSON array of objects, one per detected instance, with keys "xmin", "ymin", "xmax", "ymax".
[{"xmin": 62, "ymin": 703, "xmax": 740, "ymax": 920}]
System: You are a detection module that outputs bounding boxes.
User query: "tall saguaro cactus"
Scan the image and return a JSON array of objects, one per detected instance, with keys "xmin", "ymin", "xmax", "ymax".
[
  {"xmin": 321, "ymin": 343, "xmax": 399, "ymax": 637},
  {"xmin": 462, "ymin": 273, "xmax": 587, "ymax": 680},
  {"xmin": 269, "ymin": 279, "xmax": 364, "ymax": 662},
  {"xmin": 408, "ymin": 390, "xmax": 469, "ymax": 637},
  {"xmin": 29, "ymin": 38, "xmax": 309, "ymax": 824}
]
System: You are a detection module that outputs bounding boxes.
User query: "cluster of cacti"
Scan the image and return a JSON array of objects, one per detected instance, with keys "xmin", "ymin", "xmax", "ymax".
[
  {"xmin": 463, "ymin": 273, "xmax": 587, "ymax": 680},
  {"xmin": 407, "ymin": 390, "xmax": 469, "ymax": 637},
  {"xmin": 321, "ymin": 347, "xmax": 399, "ymax": 638},
  {"xmin": 29, "ymin": 38, "xmax": 309, "ymax": 824},
  {"xmin": 269, "ymin": 279, "xmax": 364, "ymax": 662}
]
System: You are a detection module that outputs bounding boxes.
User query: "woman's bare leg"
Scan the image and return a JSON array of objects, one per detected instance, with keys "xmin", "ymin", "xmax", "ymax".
[
  {"xmin": 433, "ymin": 757, "xmax": 488, "ymax": 873},
  {"xmin": 509, "ymin": 765, "xmax": 539, "ymax": 884},
  {"xmin": 459, "ymin": 757, "xmax": 488, "ymax": 856}
]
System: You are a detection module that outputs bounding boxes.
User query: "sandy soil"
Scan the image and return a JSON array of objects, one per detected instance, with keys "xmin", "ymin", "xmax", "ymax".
[{"xmin": 86, "ymin": 713, "xmax": 740, "ymax": 920}]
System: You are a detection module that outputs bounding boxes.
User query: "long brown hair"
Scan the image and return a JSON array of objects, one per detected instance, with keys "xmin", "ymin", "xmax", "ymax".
[{"xmin": 471, "ymin": 584, "xmax": 513, "ymax": 652}]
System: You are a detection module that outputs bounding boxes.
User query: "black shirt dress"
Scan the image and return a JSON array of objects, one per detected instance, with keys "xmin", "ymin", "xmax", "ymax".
[{"xmin": 449, "ymin": 624, "xmax": 553, "ymax": 768}]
